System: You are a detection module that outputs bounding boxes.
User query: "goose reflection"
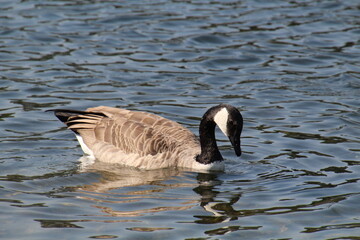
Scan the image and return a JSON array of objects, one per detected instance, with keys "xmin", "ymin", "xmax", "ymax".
[
  {"xmin": 78, "ymin": 156, "xmax": 189, "ymax": 192},
  {"xmin": 193, "ymin": 173, "xmax": 241, "ymax": 224},
  {"xmin": 76, "ymin": 156, "xmax": 241, "ymax": 221}
]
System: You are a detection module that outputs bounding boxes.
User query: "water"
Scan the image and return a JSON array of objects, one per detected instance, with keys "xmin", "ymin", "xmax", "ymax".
[{"xmin": 1, "ymin": 0, "xmax": 359, "ymax": 239}]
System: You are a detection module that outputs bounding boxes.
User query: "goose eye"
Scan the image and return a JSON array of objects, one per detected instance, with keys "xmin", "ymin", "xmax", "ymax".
[{"xmin": 229, "ymin": 119, "xmax": 237, "ymax": 127}]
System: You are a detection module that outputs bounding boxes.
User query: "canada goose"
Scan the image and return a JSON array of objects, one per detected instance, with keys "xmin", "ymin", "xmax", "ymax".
[{"xmin": 49, "ymin": 104, "xmax": 243, "ymax": 171}]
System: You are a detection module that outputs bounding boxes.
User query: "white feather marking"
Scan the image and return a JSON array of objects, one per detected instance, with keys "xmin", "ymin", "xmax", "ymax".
[
  {"xmin": 75, "ymin": 134, "xmax": 94, "ymax": 158},
  {"xmin": 213, "ymin": 107, "xmax": 229, "ymax": 137},
  {"xmin": 192, "ymin": 161, "xmax": 225, "ymax": 172}
]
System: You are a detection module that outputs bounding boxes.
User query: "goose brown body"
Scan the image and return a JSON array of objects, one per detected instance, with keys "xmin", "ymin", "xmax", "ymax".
[{"xmin": 50, "ymin": 104, "xmax": 243, "ymax": 171}]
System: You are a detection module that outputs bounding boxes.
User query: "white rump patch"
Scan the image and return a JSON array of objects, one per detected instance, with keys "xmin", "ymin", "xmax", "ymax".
[
  {"xmin": 75, "ymin": 134, "xmax": 94, "ymax": 158},
  {"xmin": 214, "ymin": 107, "xmax": 229, "ymax": 136}
]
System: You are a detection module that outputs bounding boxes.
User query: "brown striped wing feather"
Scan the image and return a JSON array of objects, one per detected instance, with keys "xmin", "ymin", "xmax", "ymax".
[{"xmin": 65, "ymin": 106, "xmax": 199, "ymax": 157}]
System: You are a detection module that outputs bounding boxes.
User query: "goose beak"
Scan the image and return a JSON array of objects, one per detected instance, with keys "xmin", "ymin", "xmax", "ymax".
[{"xmin": 229, "ymin": 135, "xmax": 241, "ymax": 157}]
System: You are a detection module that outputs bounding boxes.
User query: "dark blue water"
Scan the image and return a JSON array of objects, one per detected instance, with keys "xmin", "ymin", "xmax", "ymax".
[{"xmin": 1, "ymin": 0, "xmax": 359, "ymax": 239}]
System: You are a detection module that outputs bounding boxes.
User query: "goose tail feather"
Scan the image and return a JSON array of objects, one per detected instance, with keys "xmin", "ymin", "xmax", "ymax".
[{"xmin": 46, "ymin": 109, "xmax": 106, "ymax": 133}]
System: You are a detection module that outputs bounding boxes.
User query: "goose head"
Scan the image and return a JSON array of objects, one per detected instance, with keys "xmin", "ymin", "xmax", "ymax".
[{"xmin": 196, "ymin": 104, "xmax": 243, "ymax": 164}]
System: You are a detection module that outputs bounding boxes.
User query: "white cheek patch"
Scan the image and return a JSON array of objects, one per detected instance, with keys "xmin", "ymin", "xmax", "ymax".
[{"xmin": 213, "ymin": 107, "xmax": 229, "ymax": 137}]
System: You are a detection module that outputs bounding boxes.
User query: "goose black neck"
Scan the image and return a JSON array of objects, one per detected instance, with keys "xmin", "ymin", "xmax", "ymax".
[{"xmin": 196, "ymin": 116, "xmax": 223, "ymax": 164}]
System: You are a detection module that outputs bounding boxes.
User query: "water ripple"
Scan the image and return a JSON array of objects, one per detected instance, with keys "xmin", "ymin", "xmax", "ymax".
[{"xmin": 0, "ymin": 0, "xmax": 359, "ymax": 239}]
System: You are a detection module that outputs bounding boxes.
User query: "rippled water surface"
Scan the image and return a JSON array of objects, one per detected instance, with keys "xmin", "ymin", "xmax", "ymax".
[{"xmin": 1, "ymin": 0, "xmax": 360, "ymax": 239}]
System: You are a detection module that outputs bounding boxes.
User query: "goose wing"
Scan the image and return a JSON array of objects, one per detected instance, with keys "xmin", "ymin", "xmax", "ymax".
[{"xmin": 57, "ymin": 106, "xmax": 199, "ymax": 156}]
